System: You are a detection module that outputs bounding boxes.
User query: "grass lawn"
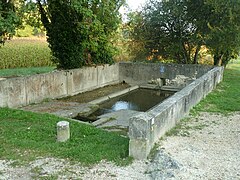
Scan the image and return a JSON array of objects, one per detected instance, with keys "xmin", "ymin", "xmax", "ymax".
[
  {"xmin": 0, "ymin": 66, "xmax": 56, "ymax": 77},
  {"xmin": 0, "ymin": 108, "xmax": 131, "ymax": 166},
  {"xmin": 193, "ymin": 59, "xmax": 240, "ymax": 114},
  {"xmin": 0, "ymin": 38, "xmax": 53, "ymax": 69}
]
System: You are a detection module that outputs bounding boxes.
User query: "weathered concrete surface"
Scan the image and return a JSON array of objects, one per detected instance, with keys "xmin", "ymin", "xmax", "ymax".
[
  {"xmin": 0, "ymin": 78, "xmax": 26, "ymax": 107},
  {"xmin": 119, "ymin": 62, "xmax": 213, "ymax": 85},
  {"xmin": 20, "ymin": 101, "xmax": 98, "ymax": 119},
  {"xmin": 129, "ymin": 112, "xmax": 155, "ymax": 159},
  {"xmin": 25, "ymin": 71, "xmax": 68, "ymax": 105},
  {"xmin": 67, "ymin": 64, "xmax": 119, "ymax": 96},
  {"xmin": 0, "ymin": 64, "xmax": 119, "ymax": 108},
  {"xmin": 129, "ymin": 66, "xmax": 224, "ymax": 159},
  {"xmin": 97, "ymin": 65, "xmax": 119, "ymax": 87},
  {"xmin": 0, "ymin": 63, "xmax": 215, "ymax": 108},
  {"xmin": 0, "ymin": 62, "xmax": 224, "ymax": 160}
]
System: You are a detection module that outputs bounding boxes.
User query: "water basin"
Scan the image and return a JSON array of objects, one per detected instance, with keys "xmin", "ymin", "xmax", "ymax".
[{"xmin": 94, "ymin": 88, "xmax": 174, "ymax": 116}]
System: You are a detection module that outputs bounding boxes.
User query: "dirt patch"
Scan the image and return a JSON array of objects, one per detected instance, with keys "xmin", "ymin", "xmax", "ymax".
[
  {"xmin": 150, "ymin": 112, "xmax": 240, "ymax": 179},
  {"xmin": 59, "ymin": 83, "xmax": 130, "ymax": 103},
  {"xmin": 1, "ymin": 112, "xmax": 239, "ymax": 179}
]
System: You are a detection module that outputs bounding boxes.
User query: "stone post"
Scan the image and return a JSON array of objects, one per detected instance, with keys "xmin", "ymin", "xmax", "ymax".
[
  {"xmin": 57, "ymin": 121, "xmax": 70, "ymax": 142},
  {"xmin": 129, "ymin": 113, "xmax": 154, "ymax": 159}
]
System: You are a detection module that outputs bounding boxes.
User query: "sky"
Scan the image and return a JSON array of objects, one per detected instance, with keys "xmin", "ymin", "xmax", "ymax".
[
  {"xmin": 119, "ymin": 0, "xmax": 147, "ymax": 21},
  {"xmin": 126, "ymin": 0, "xmax": 147, "ymax": 11}
]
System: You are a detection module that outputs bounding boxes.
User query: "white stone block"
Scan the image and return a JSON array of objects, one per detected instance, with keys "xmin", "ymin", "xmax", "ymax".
[{"xmin": 57, "ymin": 121, "xmax": 70, "ymax": 142}]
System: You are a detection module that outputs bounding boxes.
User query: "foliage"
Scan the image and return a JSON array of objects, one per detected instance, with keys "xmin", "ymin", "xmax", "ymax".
[
  {"xmin": 131, "ymin": 0, "xmax": 240, "ymax": 65},
  {"xmin": 16, "ymin": 0, "xmax": 45, "ymax": 37},
  {"xmin": 0, "ymin": 108, "xmax": 131, "ymax": 165},
  {"xmin": 0, "ymin": 38, "xmax": 53, "ymax": 69},
  {"xmin": 37, "ymin": 0, "xmax": 125, "ymax": 69},
  {"xmin": 186, "ymin": 0, "xmax": 240, "ymax": 66},
  {"xmin": 113, "ymin": 20, "xmax": 146, "ymax": 62},
  {"xmin": 125, "ymin": 12, "xmax": 147, "ymax": 61},
  {"xmin": 130, "ymin": 0, "xmax": 199, "ymax": 63},
  {"xmin": 0, "ymin": 0, "xmax": 21, "ymax": 44}
]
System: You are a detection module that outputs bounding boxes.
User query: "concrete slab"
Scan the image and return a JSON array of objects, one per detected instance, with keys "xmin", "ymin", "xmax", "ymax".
[{"xmin": 20, "ymin": 101, "xmax": 99, "ymax": 119}]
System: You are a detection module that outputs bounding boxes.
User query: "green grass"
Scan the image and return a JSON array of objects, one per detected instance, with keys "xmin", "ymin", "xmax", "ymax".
[
  {"xmin": 0, "ymin": 108, "xmax": 131, "ymax": 166},
  {"xmin": 0, "ymin": 38, "xmax": 53, "ymax": 69},
  {"xmin": 165, "ymin": 60, "xmax": 240, "ymax": 137},
  {"xmin": 0, "ymin": 66, "xmax": 55, "ymax": 77},
  {"xmin": 193, "ymin": 60, "xmax": 240, "ymax": 114}
]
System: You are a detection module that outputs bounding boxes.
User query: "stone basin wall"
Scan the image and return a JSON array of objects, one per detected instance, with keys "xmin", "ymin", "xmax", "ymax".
[
  {"xmin": 119, "ymin": 62, "xmax": 214, "ymax": 85},
  {"xmin": 0, "ymin": 62, "xmax": 224, "ymax": 160},
  {"xmin": 128, "ymin": 66, "xmax": 224, "ymax": 159},
  {"xmin": 0, "ymin": 64, "xmax": 119, "ymax": 107},
  {"xmin": 0, "ymin": 62, "xmax": 214, "ymax": 108}
]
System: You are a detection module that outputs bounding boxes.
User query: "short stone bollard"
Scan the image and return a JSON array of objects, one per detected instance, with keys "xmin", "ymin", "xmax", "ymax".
[{"xmin": 57, "ymin": 121, "xmax": 70, "ymax": 142}]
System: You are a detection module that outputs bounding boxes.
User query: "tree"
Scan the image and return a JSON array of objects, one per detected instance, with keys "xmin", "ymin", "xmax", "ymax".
[
  {"xmin": 0, "ymin": 0, "xmax": 21, "ymax": 45},
  {"xmin": 203, "ymin": 0, "xmax": 240, "ymax": 66},
  {"xmin": 37, "ymin": 0, "xmax": 124, "ymax": 69},
  {"xmin": 186, "ymin": 0, "xmax": 240, "ymax": 66},
  {"xmin": 132, "ymin": 0, "xmax": 199, "ymax": 64},
  {"xmin": 132, "ymin": 0, "xmax": 240, "ymax": 66},
  {"xmin": 19, "ymin": 0, "xmax": 44, "ymax": 36}
]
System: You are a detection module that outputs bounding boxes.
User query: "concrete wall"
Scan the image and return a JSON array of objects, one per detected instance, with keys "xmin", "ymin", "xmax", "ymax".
[
  {"xmin": 129, "ymin": 66, "xmax": 224, "ymax": 159},
  {"xmin": 119, "ymin": 62, "xmax": 213, "ymax": 85},
  {"xmin": 67, "ymin": 64, "xmax": 119, "ymax": 96},
  {"xmin": 0, "ymin": 64, "xmax": 119, "ymax": 108}
]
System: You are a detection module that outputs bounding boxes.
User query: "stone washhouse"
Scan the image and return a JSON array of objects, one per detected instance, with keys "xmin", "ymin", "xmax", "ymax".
[{"xmin": 0, "ymin": 62, "xmax": 224, "ymax": 159}]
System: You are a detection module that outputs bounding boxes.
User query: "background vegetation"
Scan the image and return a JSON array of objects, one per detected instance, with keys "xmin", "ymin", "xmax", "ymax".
[
  {"xmin": 1, "ymin": 0, "xmax": 240, "ymax": 69},
  {"xmin": 128, "ymin": 0, "xmax": 240, "ymax": 65},
  {"xmin": 0, "ymin": 38, "xmax": 53, "ymax": 69}
]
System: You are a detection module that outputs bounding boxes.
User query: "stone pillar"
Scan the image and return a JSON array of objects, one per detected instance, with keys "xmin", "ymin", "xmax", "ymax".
[
  {"xmin": 129, "ymin": 113, "xmax": 154, "ymax": 159},
  {"xmin": 57, "ymin": 121, "xmax": 70, "ymax": 142}
]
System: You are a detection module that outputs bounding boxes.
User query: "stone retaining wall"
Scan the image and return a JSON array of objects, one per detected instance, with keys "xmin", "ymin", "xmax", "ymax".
[
  {"xmin": 129, "ymin": 66, "xmax": 224, "ymax": 159},
  {"xmin": 0, "ymin": 64, "xmax": 119, "ymax": 107},
  {"xmin": 119, "ymin": 62, "xmax": 213, "ymax": 85}
]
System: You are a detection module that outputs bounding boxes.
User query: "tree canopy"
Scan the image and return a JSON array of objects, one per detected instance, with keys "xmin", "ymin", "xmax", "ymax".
[
  {"xmin": 131, "ymin": 0, "xmax": 240, "ymax": 66},
  {"xmin": 37, "ymin": 0, "xmax": 125, "ymax": 69},
  {"xmin": 0, "ymin": 0, "xmax": 21, "ymax": 43}
]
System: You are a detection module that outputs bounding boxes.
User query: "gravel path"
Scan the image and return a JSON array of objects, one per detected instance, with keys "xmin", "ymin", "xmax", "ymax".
[{"xmin": 0, "ymin": 112, "xmax": 239, "ymax": 179}]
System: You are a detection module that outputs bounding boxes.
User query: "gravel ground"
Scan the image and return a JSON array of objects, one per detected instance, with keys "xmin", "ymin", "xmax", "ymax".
[{"xmin": 0, "ymin": 112, "xmax": 239, "ymax": 179}]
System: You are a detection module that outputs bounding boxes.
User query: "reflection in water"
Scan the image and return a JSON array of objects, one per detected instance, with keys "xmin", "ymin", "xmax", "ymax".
[
  {"xmin": 100, "ymin": 89, "xmax": 174, "ymax": 113},
  {"xmin": 112, "ymin": 101, "xmax": 138, "ymax": 111}
]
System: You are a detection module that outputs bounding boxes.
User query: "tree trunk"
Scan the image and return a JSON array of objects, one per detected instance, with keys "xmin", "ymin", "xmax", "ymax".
[
  {"xmin": 193, "ymin": 45, "xmax": 201, "ymax": 64},
  {"xmin": 214, "ymin": 54, "xmax": 223, "ymax": 66},
  {"xmin": 182, "ymin": 42, "xmax": 190, "ymax": 64},
  {"xmin": 37, "ymin": 0, "xmax": 50, "ymax": 31}
]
